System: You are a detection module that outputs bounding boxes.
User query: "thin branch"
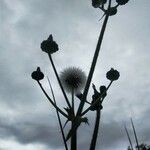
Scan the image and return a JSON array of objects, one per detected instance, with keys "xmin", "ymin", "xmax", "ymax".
[
  {"xmin": 70, "ymin": 121, "xmax": 77, "ymax": 150},
  {"xmin": 72, "ymin": 88, "xmax": 75, "ymax": 115},
  {"xmin": 99, "ymin": 6, "xmax": 106, "ymax": 12},
  {"xmin": 98, "ymin": 13, "xmax": 106, "ymax": 21},
  {"xmin": 77, "ymin": 99, "xmax": 91, "ymax": 105},
  {"xmin": 47, "ymin": 77, "xmax": 68, "ymax": 150},
  {"xmin": 90, "ymin": 109, "xmax": 101, "ymax": 150},
  {"xmin": 70, "ymin": 89, "xmax": 77, "ymax": 150},
  {"xmin": 124, "ymin": 124, "xmax": 134, "ymax": 150},
  {"xmin": 76, "ymin": 93, "xmax": 91, "ymax": 105},
  {"xmin": 76, "ymin": 0, "xmax": 112, "ymax": 117},
  {"xmin": 48, "ymin": 53, "xmax": 72, "ymax": 109},
  {"xmin": 115, "ymin": 4, "xmax": 119, "ymax": 8},
  {"xmin": 37, "ymin": 81, "xmax": 68, "ymax": 118},
  {"xmin": 131, "ymin": 118, "xmax": 140, "ymax": 150}
]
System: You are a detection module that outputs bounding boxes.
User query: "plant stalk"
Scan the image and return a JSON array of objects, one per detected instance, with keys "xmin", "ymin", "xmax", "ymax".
[
  {"xmin": 70, "ymin": 88, "xmax": 77, "ymax": 150},
  {"xmin": 37, "ymin": 81, "xmax": 68, "ymax": 118},
  {"xmin": 124, "ymin": 124, "xmax": 134, "ymax": 150},
  {"xmin": 47, "ymin": 77, "xmax": 68, "ymax": 150},
  {"xmin": 76, "ymin": 0, "xmax": 112, "ymax": 117},
  {"xmin": 72, "ymin": 88, "xmax": 75, "ymax": 114},
  {"xmin": 90, "ymin": 109, "xmax": 101, "ymax": 150},
  {"xmin": 70, "ymin": 121, "xmax": 77, "ymax": 150},
  {"xmin": 48, "ymin": 53, "xmax": 72, "ymax": 109},
  {"xmin": 131, "ymin": 118, "xmax": 140, "ymax": 150}
]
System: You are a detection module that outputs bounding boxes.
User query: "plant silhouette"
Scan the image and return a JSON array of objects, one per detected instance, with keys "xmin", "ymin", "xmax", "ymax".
[
  {"xmin": 31, "ymin": 0, "xmax": 130, "ymax": 149},
  {"xmin": 125, "ymin": 118, "xmax": 150, "ymax": 150}
]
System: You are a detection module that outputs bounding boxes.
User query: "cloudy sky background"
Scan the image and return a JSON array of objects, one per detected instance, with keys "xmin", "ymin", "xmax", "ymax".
[{"xmin": 0, "ymin": 0, "xmax": 150, "ymax": 149}]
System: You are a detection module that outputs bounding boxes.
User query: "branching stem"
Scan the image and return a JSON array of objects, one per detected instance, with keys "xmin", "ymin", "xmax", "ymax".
[
  {"xmin": 37, "ymin": 81, "xmax": 68, "ymax": 118},
  {"xmin": 47, "ymin": 77, "xmax": 68, "ymax": 150},
  {"xmin": 90, "ymin": 109, "xmax": 101, "ymax": 150},
  {"xmin": 124, "ymin": 124, "xmax": 134, "ymax": 150},
  {"xmin": 72, "ymin": 88, "xmax": 75, "ymax": 115},
  {"xmin": 131, "ymin": 118, "xmax": 140, "ymax": 150},
  {"xmin": 76, "ymin": 0, "xmax": 112, "ymax": 117},
  {"xmin": 48, "ymin": 53, "xmax": 72, "ymax": 109}
]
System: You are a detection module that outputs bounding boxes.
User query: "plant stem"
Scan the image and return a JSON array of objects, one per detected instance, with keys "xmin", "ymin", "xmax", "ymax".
[
  {"xmin": 124, "ymin": 124, "xmax": 134, "ymax": 150},
  {"xmin": 90, "ymin": 109, "xmax": 101, "ymax": 150},
  {"xmin": 71, "ymin": 121, "xmax": 77, "ymax": 150},
  {"xmin": 76, "ymin": 0, "xmax": 111, "ymax": 117},
  {"xmin": 131, "ymin": 118, "xmax": 139, "ymax": 150},
  {"xmin": 47, "ymin": 77, "xmax": 68, "ymax": 150},
  {"xmin": 70, "ymin": 88, "xmax": 77, "ymax": 150},
  {"xmin": 72, "ymin": 88, "xmax": 75, "ymax": 114},
  {"xmin": 48, "ymin": 53, "xmax": 72, "ymax": 109},
  {"xmin": 78, "ymin": 99, "xmax": 91, "ymax": 105},
  {"xmin": 37, "ymin": 81, "xmax": 68, "ymax": 118}
]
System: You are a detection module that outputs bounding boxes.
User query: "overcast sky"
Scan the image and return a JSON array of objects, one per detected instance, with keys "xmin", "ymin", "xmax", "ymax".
[{"xmin": 0, "ymin": 0, "xmax": 150, "ymax": 150}]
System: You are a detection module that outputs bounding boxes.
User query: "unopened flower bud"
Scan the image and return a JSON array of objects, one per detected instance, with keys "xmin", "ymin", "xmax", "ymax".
[
  {"xmin": 106, "ymin": 68, "xmax": 120, "ymax": 81},
  {"xmin": 116, "ymin": 0, "xmax": 129, "ymax": 5},
  {"xmin": 41, "ymin": 34, "xmax": 59, "ymax": 54},
  {"xmin": 92, "ymin": 0, "xmax": 107, "ymax": 8},
  {"xmin": 31, "ymin": 67, "xmax": 44, "ymax": 81}
]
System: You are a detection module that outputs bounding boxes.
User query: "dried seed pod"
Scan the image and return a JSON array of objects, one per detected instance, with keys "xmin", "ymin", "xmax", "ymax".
[
  {"xmin": 31, "ymin": 67, "xmax": 44, "ymax": 81},
  {"xmin": 116, "ymin": 0, "xmax": 129, "ymax": 5},
  {"xmin": 92, "ymin": 0, "xmax": 107, "ymax": 8},
  {"xmin": 41, "ymin": 34, "xmax": 59, "ymax": 54},
  {"xmin": 106, "ymin": 68, "xmax": 120, "ymax": 81}
]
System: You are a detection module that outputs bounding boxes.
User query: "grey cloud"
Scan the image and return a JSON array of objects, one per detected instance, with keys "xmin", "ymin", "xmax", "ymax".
[
  {"xmin": 0, "ymin": 117, "xmax": 63, "ymax": 148},
  {"xmin": 0, "ymin": 116, "xmax": 127, "ymax": 149},
  {"xmin": 0, "ymin": 0, "xmax": 150, "ymax": 149},
  {"xmin": 0, "ymin": 111, "xmax": 150, "ymax": 150}
]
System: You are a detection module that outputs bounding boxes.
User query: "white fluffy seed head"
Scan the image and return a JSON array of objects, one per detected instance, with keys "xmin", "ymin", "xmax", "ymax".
[{"xmin": 60, "ymin": 67, "xmax": 86, "ymax": 93}]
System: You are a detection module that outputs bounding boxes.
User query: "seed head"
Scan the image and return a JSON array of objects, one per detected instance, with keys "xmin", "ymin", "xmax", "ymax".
[
  {"xmin": 116, "ymin": 0, "xmax": 129, "ymax": 5},
  {"xmin": 41, "ymin": 34, "xmax": 59, "ymax": 54},
  {"xmin": 60, "ymin": 67, "xmax": 86, "ymax": 93},
  {"xmin": 92, "ymin": 0, "xmax": 107, "ymax": 8},
  {"xmin": 31, "ymin": 67, "xmax": 44, "ymax": 81},
  {"xmin": 106, "ymin": 68, "xmax": 120, "ymax": 81}
]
